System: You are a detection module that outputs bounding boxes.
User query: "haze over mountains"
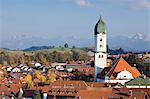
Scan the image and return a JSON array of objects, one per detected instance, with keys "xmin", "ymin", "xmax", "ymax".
[
  {"xmin": 108, "ymin": 33, "xmax": 150, "ymax": 51},
  {"xmin": 1, "ymin": 33, "xmax": 150, "ymax": 51}
]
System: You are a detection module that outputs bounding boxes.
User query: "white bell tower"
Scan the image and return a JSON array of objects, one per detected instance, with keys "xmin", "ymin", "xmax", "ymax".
[{"xmin": 94, "ymin": 16, "xmax": 107, "ymax": 81}]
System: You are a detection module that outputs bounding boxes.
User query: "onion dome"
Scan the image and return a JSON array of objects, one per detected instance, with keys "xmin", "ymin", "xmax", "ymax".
[{"xmin": 94, "ymin": 16, "xmax": 106, "ymax": 35}]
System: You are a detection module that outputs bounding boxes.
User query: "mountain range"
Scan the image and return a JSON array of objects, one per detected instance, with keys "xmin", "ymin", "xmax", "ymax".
[
  {"xmin": 108, "ymin": 33, "xmax": 150, "ymax": 51},
  {"xmin": 0, "ymin": 33, "xmax": 150, "ymax": 51}
]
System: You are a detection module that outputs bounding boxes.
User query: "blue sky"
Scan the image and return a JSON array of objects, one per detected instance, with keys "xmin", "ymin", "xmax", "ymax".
[{"xmin": 1, "ymin": 0, "xmax": 150, "ymax": 41}]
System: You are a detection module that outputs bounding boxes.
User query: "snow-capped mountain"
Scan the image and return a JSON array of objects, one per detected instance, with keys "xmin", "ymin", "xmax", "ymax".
[
  {"xmin": 131, "ymin": 33, "xmax": 150, "ymax": 41},
  {"xmin": 1, "ymin": 33, "xmax": 150, "ymax": 51},
  {"xmin": 108, "ymin": 33, "xmax": 150, "ymax": 51}
]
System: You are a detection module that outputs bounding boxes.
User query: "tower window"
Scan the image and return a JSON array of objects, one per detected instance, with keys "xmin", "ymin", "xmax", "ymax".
[
  {"xmin": 100, "ymin": 38, "xmax": 102, "ymax": 41},
  {"xmin": 99, "ymin": 55, "xmax": 101, "ymax": 58},
  {"xmin": 99, "ymin": 55, "xmax": 104, "ymax": 58},
  {"xmin": 100, "ymin": 45, "xmax": 103, "ymax": 47}
]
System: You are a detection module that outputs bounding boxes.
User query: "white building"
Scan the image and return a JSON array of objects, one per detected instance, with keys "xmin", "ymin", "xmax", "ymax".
[{"xmin": 97, "ymin": 57, "xmax": 141, "ymax": 85}]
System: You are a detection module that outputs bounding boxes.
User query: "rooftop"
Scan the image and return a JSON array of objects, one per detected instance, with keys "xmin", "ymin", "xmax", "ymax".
[{"xmin": 106, "ymin": 57, "xmax": 141, "ymax": 79}]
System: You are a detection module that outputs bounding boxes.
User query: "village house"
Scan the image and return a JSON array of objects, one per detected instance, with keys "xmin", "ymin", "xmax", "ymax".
[
  {"xmin": 97, "ymin": 57, "xmax": 141, "ymax": 84},
  {"xmin": 0, "ymin": 16, "xmax": 149, "ymax": 99}
]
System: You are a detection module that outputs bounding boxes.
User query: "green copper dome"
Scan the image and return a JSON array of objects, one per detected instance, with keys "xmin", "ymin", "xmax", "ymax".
[{"xmin": 94, "ymin": 16, "xmax": 106, "ymax": 35}]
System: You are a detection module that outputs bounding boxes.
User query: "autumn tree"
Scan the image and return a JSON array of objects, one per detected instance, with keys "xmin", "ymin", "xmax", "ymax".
[
  {"xmin": 78, "ymin": 53, "xmax": 90, "ymax": 62},
  {"xmin": 63, "ymin": 52, "xmax": 71, "ymax": 62},
  {"xmin": 0, "ymin": 51, "xmax": 6, "ymax": 65},
  {"xmin": 71, "ymin": 50, "xmax": 80, "ymax": 61},
  {"xmin": 0, "ymin": 47, "xmax": 91, "ymax": 66},
  {"xmin": 35, "ymin": 71, "xmax": 46, "ymax": 84},
  {"xmin": 35, "ymin": 51, "xmax": 50, "ymax": 66},
  {"xmin": 57, "ymin": 53, "xmax": 65, "ymax": 63},
  {"xmin": 51, "ymin": 51, "xmax": 59, "ymax": 62},
  {"xmin": 0, "ymin": 64, "xmax": 2, "ymax": 70},
  {"xmin": 25, "ymin": 74, "xmax": 34, "ymax": 88},
  {"xmin": 47, "ymin": 70, "xmax": 56, "ymax": 83}
]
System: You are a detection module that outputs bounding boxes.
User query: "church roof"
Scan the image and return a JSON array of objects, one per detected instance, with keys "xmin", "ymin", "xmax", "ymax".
[
  {"xmin": 106, "ymin": 57, "xmax": 141, "ymax": 79},
  {"xmin": 94, "ymin": 16, "xmax": 106, "ymax": 35}
]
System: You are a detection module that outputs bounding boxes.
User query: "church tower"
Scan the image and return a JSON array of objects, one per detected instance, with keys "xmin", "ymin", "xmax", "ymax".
[{"xmin": 94, "ymin": 16, "xmax": 107, "ymax": 81}]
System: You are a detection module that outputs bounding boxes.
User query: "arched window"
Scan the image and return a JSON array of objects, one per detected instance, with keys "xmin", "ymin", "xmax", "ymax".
[
  {"xmin": 100, "ymin": 38, "xmax": 102, "ymax": 41},
  {"xmin": 99, "ymin": 55, "xmax": 104, "ymax": 58},
  {"xmin": 100, "ymin": 45, "xmax": 103, "ymax": 47},
  {"xmin": 99, "ymin": 55, "xmax": 101, "ymax": 58}
]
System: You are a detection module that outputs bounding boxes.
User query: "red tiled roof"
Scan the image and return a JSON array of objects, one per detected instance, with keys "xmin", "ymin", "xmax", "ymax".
[
  {"xmin": 49, "ymin": 80, "xmax": 88, "ymax": 87},
  {"xmin": 77, "ymin": 88, "xmax": 126, "ymax": 99},
  {"xmin": 55, "ymin": 71, "xmax": 74, "ymax": 77},
  {"xmin": 74, "ymin": 67, "xmax": 94, "ymax": 75},
  {"xmin": 106, "ymin": 57, "xmax": 141, "ymax": 79},
  {"xmin": 0, "ymin": 84, "xmax": 22, "ymax": 95}
]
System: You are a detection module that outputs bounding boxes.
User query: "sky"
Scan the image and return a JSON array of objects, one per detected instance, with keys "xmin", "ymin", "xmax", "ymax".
[{"xmin": 0, "ymin": 0, "xmax": 150, "ymax": 42}]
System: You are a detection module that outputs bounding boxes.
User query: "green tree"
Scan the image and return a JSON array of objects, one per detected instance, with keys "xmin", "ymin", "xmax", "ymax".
[
  {"xmin": 64, "ymin": 43, "xmax": 68, "ymax": 48},
  {"xmin": 72, "ymin": 45, "xmax": 76, "ymax": 49},
  {"xmin": 33, "ymin": 90, "xmax": 41, "ymax": 99},
  {"xmin": 125, "ymin": 54, "xmax": 139, "ymax": 66}
]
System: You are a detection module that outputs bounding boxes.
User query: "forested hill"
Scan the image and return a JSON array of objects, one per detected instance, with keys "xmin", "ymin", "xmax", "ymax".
[
  {"xmin": 23, "ymin": 46, "xmax": 55, "ymax": 51},
  {"xmin": 0, "ymin": 47, "xmax": 91, "ymax": 66},
  {"xmin": 1, "ymin": 45, "xmax": 126, "ymax": 55}
]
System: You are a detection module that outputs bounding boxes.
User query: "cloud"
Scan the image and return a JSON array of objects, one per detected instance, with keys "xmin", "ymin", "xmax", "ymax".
[
  {"xmin": 109, "ymin": 0, "xmax": 150, "ymax": 9},
  {"xmin": 68, "ymin": 0, "xmax": 92, "ymax": 7},
  {"xmin": 138, "ymin": 0, "xmax": 150, "ymax": 9}
]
